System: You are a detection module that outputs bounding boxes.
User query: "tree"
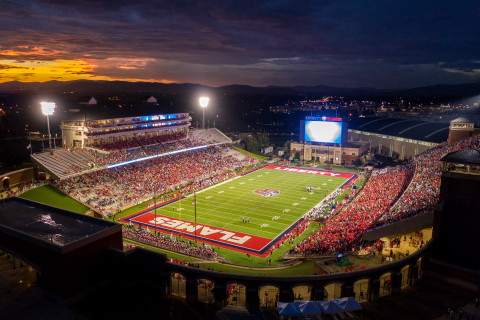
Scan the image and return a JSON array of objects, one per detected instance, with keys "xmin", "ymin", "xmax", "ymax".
[
  {"xmin": 246, "ymin": 134, "xmax": 270, "ymax": 154},
  {"xmin": 246, "ymin": 137, "xmax": 260, "ymax": 154},
  {"xmin": 284, "ymin": 139, "xmax": 295, "ymax": 156},
  {"xmin": 354, "ymin": 158, "xmax": 363, "ymax": 167}
]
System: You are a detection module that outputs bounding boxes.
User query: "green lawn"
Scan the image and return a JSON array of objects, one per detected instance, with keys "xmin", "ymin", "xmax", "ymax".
[
  {"xmin": 201, "ymin": 259, "xmax": 320, "ymax": 276},
  {"xmin": 232, "ymin": 146, "xmax": 269, "ymax": 161},
  {"xmin": 133, "ymin": 167, "xmax": 347, "ymax": 240},
  {"xmin": 20, "ymin": 185, "xmax": 90, "ymax": 214}
]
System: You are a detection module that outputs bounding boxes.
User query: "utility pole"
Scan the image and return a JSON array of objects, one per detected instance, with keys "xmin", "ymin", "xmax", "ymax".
[
  {"xmin": 154, "ymin": 188, "xmax": 157, "ymax": 236},
  {"xmin": 194, "ymin": 190, "xmax": 197, "ymax": 245}
]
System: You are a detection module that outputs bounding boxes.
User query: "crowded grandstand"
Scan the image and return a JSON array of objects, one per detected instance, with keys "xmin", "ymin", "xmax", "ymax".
[
  {"xmin": 287, "ymin": 132, "xmax": 480, "ymax": 257},
  {"xmin": 24, "ymin": 110, "xmax": 480, "ymax": 262}
]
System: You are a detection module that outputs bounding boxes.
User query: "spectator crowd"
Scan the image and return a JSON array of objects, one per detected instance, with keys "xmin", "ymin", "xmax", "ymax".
[
  {"xmin": 288, "ymin": 133, "xmax": 480, "ymax": 257},
  {"xmin": 122, "ymin": 226, "xmax": 218, "ymax": 260}
]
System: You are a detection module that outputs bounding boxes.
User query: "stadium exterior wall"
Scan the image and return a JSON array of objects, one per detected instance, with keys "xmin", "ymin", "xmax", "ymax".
[
  {"xmin": 104, "ymin": 241, "xmax": 436, "ymax": 310},
  {"xmin": 348, "ymin": 131, "xmax": 433, "ymax": 160},
  {"xmin": 433, "ymin": 171, "xmax": 480, "ymax": 270},
  {"xmin": 0, "ymin": 167, "xmax": 39, "ymax": 191}
]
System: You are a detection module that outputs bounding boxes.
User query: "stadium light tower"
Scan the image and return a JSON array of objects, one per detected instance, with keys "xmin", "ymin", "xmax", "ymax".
[
  {"xmin": 199, "ymin": 97, "xmax": 209, "ymax": 129},
  {"xmin": 41, "ymin": 102, "xmax": 56, "ymax": 151}
]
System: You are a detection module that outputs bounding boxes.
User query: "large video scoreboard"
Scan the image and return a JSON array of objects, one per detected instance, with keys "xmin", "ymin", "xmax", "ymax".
[{"xmin": 300, "ymin": 117, "xmax": 345, "ymax": 144}]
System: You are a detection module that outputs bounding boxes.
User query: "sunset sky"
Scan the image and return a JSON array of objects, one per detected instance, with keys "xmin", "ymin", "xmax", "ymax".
[{"xmin": 1, "ymin": 0, "xmax": 479, "ymax": 88}]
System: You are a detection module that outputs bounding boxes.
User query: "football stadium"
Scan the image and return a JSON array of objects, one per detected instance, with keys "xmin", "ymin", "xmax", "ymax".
[{"xmin": 2, "ymin": 105, "xmax": 480, "ymax": 319}]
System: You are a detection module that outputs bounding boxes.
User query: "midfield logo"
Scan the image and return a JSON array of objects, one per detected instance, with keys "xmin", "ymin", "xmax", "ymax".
[{"xmin": 254, "ymin": 189, "xmax": 280, "ymax": 197}]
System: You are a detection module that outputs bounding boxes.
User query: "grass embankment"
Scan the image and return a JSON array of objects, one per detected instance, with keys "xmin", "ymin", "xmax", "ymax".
[
  {"xmin": 20, "ymin": 185, "xmax": 90, "ymax": 214},
  {"xmin": 231, "ymin": 146, "xmax": 269, "ymax": 161}
]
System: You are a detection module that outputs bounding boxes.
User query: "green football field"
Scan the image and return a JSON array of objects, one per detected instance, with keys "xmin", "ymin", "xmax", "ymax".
[{"xmin": 143, "ymin": 168, "xmax": 348, "ymax": 240}]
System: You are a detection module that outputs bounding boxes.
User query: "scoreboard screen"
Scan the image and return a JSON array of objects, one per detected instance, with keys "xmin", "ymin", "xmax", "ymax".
[{"xmin": 304, "ymin": 120, "xmax": 343, "ymax": 143}]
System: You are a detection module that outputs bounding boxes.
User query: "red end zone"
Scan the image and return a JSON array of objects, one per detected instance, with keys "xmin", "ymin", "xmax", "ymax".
[
  {"xmin": 122, "ymin": 212, "xmax": 272, "ymax": 255},
  {"xmin": 265, "ymin": 165, "xmax": 355, "ymax": 178}
]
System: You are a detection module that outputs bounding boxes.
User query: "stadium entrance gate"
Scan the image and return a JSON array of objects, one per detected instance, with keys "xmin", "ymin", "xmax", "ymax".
[
  {"xmin": 259, "ymin": 285, "xmax": 279, "ymax": 308},
  {"xmin": 401, "ymin": 265, "xmax": 410, "ymax": 287},
  {"xmin": 170, "ymin": 273, "xmax": 186, "ymax": 298},
  {"xmin": 292, "ymin": 285, "xmax": 313, "ymax": 301},
  {"xmin": 353, "ymin": 279, "xmax": 370, "ymax": 302},
  {"xmin": 197, "ymin": 279, "xmax": 214, "ymax": 304},
  {"xmin": 226, "ymin": 283, "xmax": 246, "ymax": 307},
  {"xmin": 379, "ymin": 273, "xmax": 392, "ymax": 296},
  {"xmin": 324, "ymin": 283, "xmax": 342, "ymax": 300}
]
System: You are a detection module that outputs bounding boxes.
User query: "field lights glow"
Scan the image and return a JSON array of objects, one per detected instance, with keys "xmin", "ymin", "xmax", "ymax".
[
  {"xmin": 41, "ymin": 102, "xmax": 56, "ymax": 116},
  {"xmin": 107, "ymin": 145, "xmax": 208, "ymax": 169},
  {"xmin": 199, "ymin": 97, "xmax": 209, "ymax": 108}
]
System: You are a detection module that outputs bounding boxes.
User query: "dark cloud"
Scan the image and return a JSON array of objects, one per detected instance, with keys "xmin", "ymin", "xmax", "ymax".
[
  {"xmin": 0, "ymin": 64, "xmax": 29, "ymax": 69},
  {"xmin": 0, "ymin": 0, "xmax": 479, "ymax": 87}
]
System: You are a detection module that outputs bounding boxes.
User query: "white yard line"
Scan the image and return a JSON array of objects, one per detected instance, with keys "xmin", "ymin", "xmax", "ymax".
[{"xmin": 150, "ymin": 168, "xmax": 347, "ymax": 239}]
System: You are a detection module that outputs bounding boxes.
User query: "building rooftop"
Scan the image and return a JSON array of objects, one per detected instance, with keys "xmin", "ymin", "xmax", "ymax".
[
  {"xmin": 440, "ymin": 148, "xmax": 480, "ymax": 165},
  {"xmin": 0, "ymin": 198, "xmax": 116, "ymax": 246},
  {"xmin": 451, "ymin": 117, "xmax": 474, "ymax": 123},
  {"xmin": 349, "ymin": 117, "xmax": 450, "ymax": 143},
  {"xmin": 63, "ymin": 106, "xmax": 190, "ymax": 122}
]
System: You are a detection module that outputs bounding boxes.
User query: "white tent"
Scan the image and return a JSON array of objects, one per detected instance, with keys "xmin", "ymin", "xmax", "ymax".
[
  {"xmin": 295, "ymin": 301, "xmax": 322, "ymax": 315},
  {"xmin": 278, "ymin": 302, "xmax": 301, "ymax": 317},
  {"xmin": 318, "ymin": 300, "xmax": 343, "ymax": 314},
  {"xmin": 335, "ymin": 297, "xmax": 362, "ymax": 311}
]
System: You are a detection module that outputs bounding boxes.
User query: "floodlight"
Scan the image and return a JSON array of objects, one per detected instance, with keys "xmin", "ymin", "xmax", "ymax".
[
  {"xmin": 41, "ymin": 102, "xmax": 56, "ymax": 116},
  {"xmin": 199, "ymin": 97, "xmax": 209, "ymax": 108},
  {"xmin": 41, "ymin": 102, "xmax": 56, "ymax": 151},
  {"xmin": 199, "ymin": 97, "xmax": 209, "ymax": 129}
]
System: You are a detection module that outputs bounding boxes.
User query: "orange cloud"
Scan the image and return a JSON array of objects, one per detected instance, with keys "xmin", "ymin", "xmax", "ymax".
[
  {"xmin": 0, "ymin": 59, "xmax": 106, "ymax": 82},
  {"xmin": 0, "ymin": 47, "xmax": 176, "ymax": 83}
]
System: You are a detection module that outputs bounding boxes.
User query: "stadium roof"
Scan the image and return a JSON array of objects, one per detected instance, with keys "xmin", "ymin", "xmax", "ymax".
[
  {"xmin": 451, "ymin": 117, "xmax": 474, "ymax": 123},
  {"xmin": 348, "ymin": 117, "xmax": 450, "ymax": 143},
  {"xmin": 440, "ymin": 149, "xmax": 480, "ymax": 165},
  {"xmin": 0, "ymin": 198, "xmax": 116, "ymax": 247},
  {"xmin": 63, "ymin": 105, "xmax": 190, "ymax": 121}
]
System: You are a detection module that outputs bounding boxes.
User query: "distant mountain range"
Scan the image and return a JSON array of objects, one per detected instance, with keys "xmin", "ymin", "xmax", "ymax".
[{"xmin": 0, "ymin": 80, "xmax": 479, "ymax": 97}]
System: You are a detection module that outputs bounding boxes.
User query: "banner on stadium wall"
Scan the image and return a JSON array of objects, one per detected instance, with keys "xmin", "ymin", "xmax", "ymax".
[{"xmin": 264, "ymin": 166, "xmax": 355, "ymax": 179}]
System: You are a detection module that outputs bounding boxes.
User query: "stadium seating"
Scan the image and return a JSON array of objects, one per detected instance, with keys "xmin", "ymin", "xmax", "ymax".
[
  {"xmin": 32, "ymin": 132, "xmax": 199, "ymax": 179},
  {"xmin": 287, "ymin": 166, "xmax": 413, "ymax": 256},
  {"xmin": 207, "ymin": 128, "xmax": 232, "ymax": 144},
  {"xmin": 191, "ymin": 129, "xmax": 216, "ymax": 144},
  {"xmin": 289, "ymin": 133, "xmax": 480, "ymax": 256},
  {"xmin": 373, "ymin": 133, "xmax": 480, "ymax": 228},
  {"xmin": 53, "ymin": 146, "xmax": 249, "ymax": 214}
]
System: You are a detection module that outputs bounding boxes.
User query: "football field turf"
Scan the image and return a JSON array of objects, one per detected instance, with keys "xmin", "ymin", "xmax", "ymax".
[{"xmin": 122, "ymin": 166, "xmax": 354, "ymax": 255}]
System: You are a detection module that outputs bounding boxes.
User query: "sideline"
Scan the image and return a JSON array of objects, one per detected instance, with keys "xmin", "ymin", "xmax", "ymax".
[{"xmin": 123, "ymin": 238, "xmax": 309, "ymax": 271}]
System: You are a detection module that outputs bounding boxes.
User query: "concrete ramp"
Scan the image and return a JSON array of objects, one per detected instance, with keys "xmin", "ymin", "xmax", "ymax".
[{"xmin": 362, "ymin": 211, "xmax": 434, "ymax": 241}]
